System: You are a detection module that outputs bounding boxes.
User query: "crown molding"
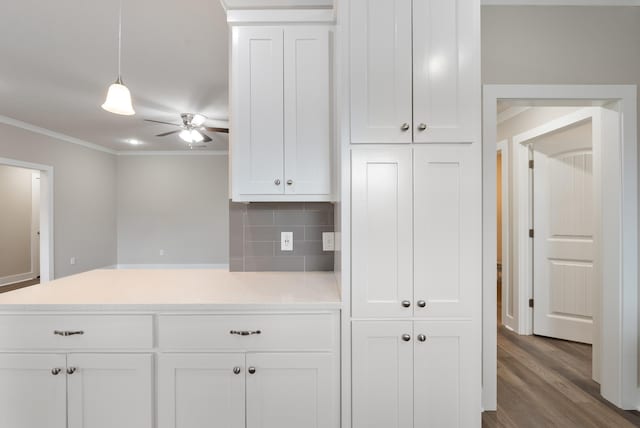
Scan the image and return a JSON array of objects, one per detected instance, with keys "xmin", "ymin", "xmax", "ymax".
[
  {"xmin": 482, "ymin": 0, "xmax": 640, "ymax": 5},
  {"xmin": 0, "ymin": 114, "xmax": 117, "ymax": 155},
  {"xmin": 117, "ymin": 150, "xmax": 229, "ymax": 156}
]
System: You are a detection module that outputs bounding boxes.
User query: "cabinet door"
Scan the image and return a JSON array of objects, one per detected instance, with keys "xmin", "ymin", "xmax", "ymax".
[
  {"xmin": 352, "ymin": 148, "xmax": 413, "ymax": 318},
  {"xmin": 0, "ymin": 353, "xmax": 66, "ymax": 428},
  {"xmin": 352, "ymin": 321, "xmax": 413, "ymax": 428},
  {"xmin": 350, "ymin": 0, "xmax": 413, "ymax": 143},
  {"xmin": 412, "ymin": 0, "xmax": 480, "ymax": 143},
  {"xmin": 283, "ymin": 27, "xmax": 332, "ymax": 196},
  {"xmin": 67, "ymin": 353, "xmax": 153, "ymax": 428},
  {"xmin": 158, "ymin": 353, "xmax": 245, "ymax": 428},
  {"xmin": 413, "ymin": 321, "xmax": 480, "ymax": 427},
  {"xmin": 413, "ymin": 145, "xmax": 480, "ymax": 317},
  {"xmin": 232, "ymin": 26, "xmax": 285, "ymax": 197},
  {"xmin": 246, "ymin": 353, "xmax": 335, "ymax": 428}
]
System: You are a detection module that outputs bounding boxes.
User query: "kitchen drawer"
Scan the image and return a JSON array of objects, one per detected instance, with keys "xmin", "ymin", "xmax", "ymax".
[
  {"xmin": 158, "ymin": 313, "xmax": 336, "ymax": 351},
  {"xmin": 0, "ymin": 315, "xmax": 153, "ymax": 350}
]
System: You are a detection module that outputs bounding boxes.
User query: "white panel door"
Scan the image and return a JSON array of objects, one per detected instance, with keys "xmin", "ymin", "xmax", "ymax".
[
  {"xmin": 350, "ymin": 0, "xmax": 413, "ymax": 143},
  {"xmin": 352, "ymin": 148, "xmax": 413, "ymax": 318},
  {"xmin": 0, "ymin": 353, "xmax": 66, "ymax": 428},
  {"xmin": 413, "ymin": 145, "xmax": 480, "ymax": 317},
  {"xmin": 533, "ymin": 148, "xmax": 594, "ymax": 344},
  {"xmin": 284, "ymin": 27, "xmax": 332, "ymax": 196},
  {"xmin": 413, "ymin": 321, "xmax": 480, "ymax": 428},
  {"xmin": 67, "ymin": 353, "xmax": 153, "ymax": 428},
  {"xmin": 246, "ymin": 353, "xmax": 335, "ymax": 428},
  {"xmin": 158, "ymin": 353, "xmax": 245, "ymax": 428},
  {"xmin": 412, "ymin": 0, "xmax": 479, "ymax": 143},
  {"xmin": 232, "ymin": 26, "xmax": 285, "ymax": 196},
  {"xmin": 352, "ymin": 321, "xmax": 413, "ymax": 428}
]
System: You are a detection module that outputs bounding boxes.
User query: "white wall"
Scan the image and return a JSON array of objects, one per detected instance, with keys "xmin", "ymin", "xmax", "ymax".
[
  {"xmin": 116, "ymin": 154, "xmax": 229, "ymax": 265},
  {"xmin": 0, "ymin": 123, "xmax": 117, "ymax": 278},
  {"xmin": 0, "ymin": 165, "xmax": 33, "ymax": 281}
]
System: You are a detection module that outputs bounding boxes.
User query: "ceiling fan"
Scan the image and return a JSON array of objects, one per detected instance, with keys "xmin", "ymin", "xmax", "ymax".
[{"xmin": 145, "ymin": 113, "xmax": 229, "ymax": 144}]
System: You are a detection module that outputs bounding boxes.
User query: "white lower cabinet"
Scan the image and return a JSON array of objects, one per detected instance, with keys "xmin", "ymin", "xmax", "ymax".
[
  {"xmin": 352, "ymin": 321, "xmax": 479, "ymax": 428},
  {"xmin": 159, "ymin": 352, "xmax": 335, "ymax": 428},
  {"xmin": 0, "ymin": 353, "xmax": 153, "ymax": 428}
]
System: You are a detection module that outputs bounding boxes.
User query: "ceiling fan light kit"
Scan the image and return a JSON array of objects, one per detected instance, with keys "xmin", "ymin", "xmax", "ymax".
[
  {"xmin": 145, "ymin": 113, "xmax": 229, "ymax": 145},
  {"xmin": 101, "ymin": 0, "xmax": 135, "ymax": 116}
]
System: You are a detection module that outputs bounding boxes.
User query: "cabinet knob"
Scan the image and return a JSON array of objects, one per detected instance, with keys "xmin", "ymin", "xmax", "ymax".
[
  {"xmin": 286, "ymin": 179, "xmax": 293, "ymax": 186},
  {"xmin": 417, "ymin": 334, "xmax": 427, "ymax": 342},
  {"xmin": 417, "ymin": 123, "xmax": 427, "ymax": 131},
  {"xmin": 401, "ymin": 123, "xmax": 410, "ymax": 131},
  {"xmin": 274, "ymin": 179, "xmax": 281, "ymax": 186},
  {"xmin": 51, "ymin": 368, "xmax": 62, "ymax": 376},
  {"xmin": 417, "ymin": 300, "xmax": 426, "ymax": 308},
  {"xmin": 401, "ymin": 300, "xmax": 411, "ymax": 308},
  {"xmin": 401, "ymin": 334, "xmax": 411, "ymax": 342},
  {"xmin": 233, "ymin": 367, "xmax": 241, "ymax": 375},
  {"xmin": 66, "ymin": 367, "xmax": 77, "ymax": 375},
  {"xmin": 248, "ymin": 367, "xmax": 256, "ymax": 375}
]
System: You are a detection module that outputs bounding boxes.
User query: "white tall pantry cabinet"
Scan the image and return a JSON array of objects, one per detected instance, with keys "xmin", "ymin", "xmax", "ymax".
[{"xmin": 342, "ymin": 0, "xmax": 482, "ymax": 426}]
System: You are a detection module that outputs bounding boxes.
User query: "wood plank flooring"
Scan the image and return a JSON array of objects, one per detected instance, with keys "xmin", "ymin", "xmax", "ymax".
[
  {"xmin": 483, "ymin": 327, "xmax": 640, "ymax": 427},
  {"xmin": 0, "ymin": 278, "xmax": 39, "ymax": 294}
]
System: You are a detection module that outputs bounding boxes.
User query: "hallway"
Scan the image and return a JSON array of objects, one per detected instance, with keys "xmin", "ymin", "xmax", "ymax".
[{"xmin": 483, "ymin": 328, "xmax": 640, "ymax": 427}]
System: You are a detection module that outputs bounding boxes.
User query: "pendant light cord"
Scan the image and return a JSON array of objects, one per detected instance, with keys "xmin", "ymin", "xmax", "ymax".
[{"xmin": 117, "ymin": 0, "xmax": 123, "ymax": 81}]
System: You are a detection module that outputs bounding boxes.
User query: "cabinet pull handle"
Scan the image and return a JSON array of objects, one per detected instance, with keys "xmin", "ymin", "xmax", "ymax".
[
  {"xmin": 417, "ymin": 123, "xmax": 427, "ymax": 131},
  {"xmin": 401, "ymin": 334, "xmax": 411, "ymax": 342},
  {"xmin": 274, "ymin": 179, "xmax": 281, "ymax": 186},
  {"xmin": 66, "ymin": 367, "xmax": 77, "ymax": 375},
  {"xmin": 417, "ymin": 334, "xmax": 427, "ymax": 342},
  {"xmin": 401, "ymin": 123, "xmax": 410, "ymax": 131},
  {"xmin": 54, "ymin": 330, "xmax": 84, "ymax": 336},
  {"xmin": 401, "ymin": 300, "xmax": 411, "ymax": 308},
  {"xmin": 417, "ymin": 300, "xmax": 426, "ymax": 308},
  {"xmin": 233, "ymin": 367, "xmax": 241, "ymax": 375},
  {"xmin": 230, "ymin": 330, "xmax": 261, "ymax": 336},
  {"xmin": 248, "ymin": 367, "xmax": 256, "ymax": 374},
  {"xmin": 51, "ymin": 368, "xmax": 62, "ymax": 376},
  {"xmin": 286, "ymin": 179, "xmax": 293, "ymax": 186}
]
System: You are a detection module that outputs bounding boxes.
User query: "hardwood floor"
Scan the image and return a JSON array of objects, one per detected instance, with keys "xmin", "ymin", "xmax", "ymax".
[
  {"xmin": 483, "ymin": 326, "xmax": 640, "ymax": 427},
  {"xmin": 0, "ymin": 278, "xmax": 39, "ymax": 294}
]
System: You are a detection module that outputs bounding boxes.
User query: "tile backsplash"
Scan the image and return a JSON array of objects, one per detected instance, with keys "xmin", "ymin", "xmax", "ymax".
[{"xmin": 229, "ymin": 202, "xmax": 334, "ymax": 272}]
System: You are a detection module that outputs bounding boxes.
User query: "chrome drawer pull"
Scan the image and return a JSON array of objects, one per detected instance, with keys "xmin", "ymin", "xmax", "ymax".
[
  {"xmin": 66, "ymin": 367, "xmax": 77, "ymax": 375},
  {"xmin": 229, "ymin": 330, "xmax": 261, "ymax": 336},
  {"xmin": 54, "ymin": 330, "xmax": 84, "ymax": 337},
  {"xmin": 51, "ymin": 368, "xmax": 62, "ymax": 376}
]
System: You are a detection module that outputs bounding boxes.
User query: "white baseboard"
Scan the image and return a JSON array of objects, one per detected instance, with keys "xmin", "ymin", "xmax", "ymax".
[
  {"xmin": 0, "ymin": 271, "xmax": 38, "ymax": 287},
  {"xmin": 113, "ymin": 264, "xmax": 230, "ymax": 270}
]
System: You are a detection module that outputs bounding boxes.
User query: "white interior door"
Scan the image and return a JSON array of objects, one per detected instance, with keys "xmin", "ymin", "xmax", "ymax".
[
  {"xmin": 31, "ymin": 171, "xmax": 40, "ymax": 278},
  {"xmin": 533, "ymin": 129, "xmax": 594, "ymax": 344}
]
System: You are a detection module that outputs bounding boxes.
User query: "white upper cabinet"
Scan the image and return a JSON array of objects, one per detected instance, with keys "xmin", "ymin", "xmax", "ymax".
[
  {"xmin": 350, "ymin": 0, "xmax": 479, "ymax": 143},
  {"xmin": 349, "ymin": 0, "xmax": 413, "ymax": 143},
  {"xmin": 232, "ymin": 25, "xmax": 333, "ymax": 202}
]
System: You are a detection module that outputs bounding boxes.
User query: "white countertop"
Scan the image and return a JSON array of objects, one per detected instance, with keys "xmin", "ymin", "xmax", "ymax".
[{"xmin": 0, "ymin": 269, "xmax": 341, "ymax": 311}]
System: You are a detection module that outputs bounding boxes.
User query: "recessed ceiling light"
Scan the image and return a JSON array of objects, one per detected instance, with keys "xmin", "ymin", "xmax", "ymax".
[{"xmin": 127, "ymin": 139, "xmax": 142, "ymax": 145}]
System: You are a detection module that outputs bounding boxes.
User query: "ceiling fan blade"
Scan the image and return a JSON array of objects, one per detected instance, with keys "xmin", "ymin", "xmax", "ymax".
[
  {"xmin": 201, "ymin": 133, "xmax": 213, "ymax": 143},
  {"xmin": 203, "ymin": 126, "xmax": 229, "ymax": 134},
  {"xmin": 145, "ymin": 119, "xmax": 182, "ymax": 127},
  {"xmin": 156, "ymin": 130, "xmax": 181, "ymax": 137}
]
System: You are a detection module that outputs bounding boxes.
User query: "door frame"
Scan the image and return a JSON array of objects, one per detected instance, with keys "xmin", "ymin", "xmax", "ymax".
[
  {"xmin": 0, "ymin": 157, "xmax": 54, "ymax": 283},
  {"xmin": 482, "ymin": 85, "xmax": 638, "ymax": 410}
]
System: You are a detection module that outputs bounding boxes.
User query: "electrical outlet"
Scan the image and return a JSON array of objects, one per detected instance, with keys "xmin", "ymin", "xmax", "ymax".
[
  {"xmin": 70, "ymin": 257, "xmax": 76, "ymax": 265},
  {"xmin": 322, "ymin": 232, "xmax": 335, "ymax": 251},
  {"xmin": 281, "ymin": 232, "xmax": 293, "ymax": 251}
]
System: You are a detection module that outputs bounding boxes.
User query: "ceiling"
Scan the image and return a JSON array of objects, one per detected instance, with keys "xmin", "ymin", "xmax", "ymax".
[{"xmin": 0, "ymin": 0, "xmax": 230, "ymax": 152}]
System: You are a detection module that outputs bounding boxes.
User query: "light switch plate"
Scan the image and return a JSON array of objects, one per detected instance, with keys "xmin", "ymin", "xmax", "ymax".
[
  {"xmin": 281, "ymin": 232, "xmax": 293, "ymax": 251},
  {"xmin": 322, "ymin": 232, "xmax": 335, "ymax": 251}
]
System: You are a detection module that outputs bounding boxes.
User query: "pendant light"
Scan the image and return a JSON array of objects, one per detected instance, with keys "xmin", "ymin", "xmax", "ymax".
[{"xmin": 101, "ymin": 0, "xmax": 135, "ymax": 116}]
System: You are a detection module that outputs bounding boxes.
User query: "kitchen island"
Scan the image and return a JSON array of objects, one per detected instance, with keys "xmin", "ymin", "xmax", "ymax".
[{"xmin": 0, "ymin": 269, "xmax": 341, "ymax": 428}]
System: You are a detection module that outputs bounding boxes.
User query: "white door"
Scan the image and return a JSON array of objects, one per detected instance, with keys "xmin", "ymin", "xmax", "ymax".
[
  {"xmin": 349, "ymin": 0, "xmax": 413, "ymax": 143},
  {"xmin": 246, "ymin": 353, "xmax": 335, "ymax": 428},
  {"xmin": 533, "ymin": 138, "xmax": 594, "ymax": 344},
  {"xmin": 67, "ymin": 353, "xmax": 153, "ymax": 428},
  {"xmin": 352, "ymin": 321, "xmax": 413, "ymax": 428},
  {"xmin": 31, "ymin": 171, "xmax": 40, "ymax": 277},
  {"xmin": 413, "ymin": 321, "xmax": 480, "ymax": 428},
  {"xmin": 158, "ymin": 353, "xmax": 245, "ymax": 428},
  {"xmin": 412, "ymin": 0, "xmax": 479, "ymax": 143},
  {"xmin": 232, "ymin": 26, "xmax": 285, "ymax": 197},
  {"xmin": 351, "ymin": 148, "xmax": 413, "ymax": 317},
  {"xmin": 0, "ymin": 353, "xmax": 66, "ymax": 428},
  {"xmin": 283, "ymin": 27, "xmax": 332, "ymax": 196},
  {"xmin": 413, "ymin": 145, "xmax": 480, "ymax": 317}
]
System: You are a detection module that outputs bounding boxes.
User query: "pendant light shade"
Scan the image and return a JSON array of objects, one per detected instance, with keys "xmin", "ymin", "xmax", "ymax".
[
  {"xmin": 102, "ymin": 77, "xmax": 135, "ymax": 116},
  {"xmin": 102, "ymin": 0, "xmax": 135, "ymax": 115}
]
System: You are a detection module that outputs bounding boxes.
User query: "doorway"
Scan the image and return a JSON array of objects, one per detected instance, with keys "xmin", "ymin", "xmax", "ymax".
[
  {"xmin": 0, "ymin": 158, "xmax": 54, "ymax": 287},
  {"xmin": 482, "ymin": 85, "xmax": 638, "ymax": 412}
]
